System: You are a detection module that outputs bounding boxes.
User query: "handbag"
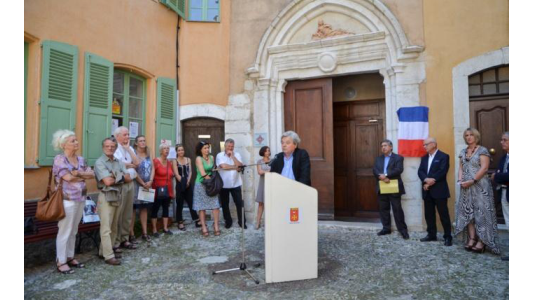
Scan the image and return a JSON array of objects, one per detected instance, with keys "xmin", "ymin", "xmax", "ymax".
[
  {"xmin": 35, "ymin": 169, "xmax": 66, "ymax": 222},
  {"xmin": 202, "ymin": 158, "xmax": 223, "ymax": 197},
  {"xmin": 156, "ymin": 159, "xmax": 170, "ymax": 199}
]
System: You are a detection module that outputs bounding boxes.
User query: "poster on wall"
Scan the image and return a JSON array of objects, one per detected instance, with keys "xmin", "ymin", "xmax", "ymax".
[
  {"xmin": 112, "ymin": 119, "xmax": 119, "ymax": 135},
  {"xmin": 129, "ymin": 121, "xmax": 139, "ymax": 138}
]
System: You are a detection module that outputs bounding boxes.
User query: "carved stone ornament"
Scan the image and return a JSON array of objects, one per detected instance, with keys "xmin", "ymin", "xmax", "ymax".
[
  {"xmin": 311, "ymin": 20, "xmax": 354, "ymax": 40},
  {"xmin": 317, "ymin": 52, "xmax": 337, "ymax": 73}
]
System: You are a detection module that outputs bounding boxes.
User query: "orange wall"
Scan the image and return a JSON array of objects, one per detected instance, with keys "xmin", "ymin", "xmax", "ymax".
[
  {"xmin": 24, "ymin": 0, "xmax": 178, "ymax": 200},
  {"xmin": 423, "ymin": 0, "xmax": 508, "ymax": 218},
  {"xmin": 178, "ymin": 0, "xmax": 230, "ymax": 106}
]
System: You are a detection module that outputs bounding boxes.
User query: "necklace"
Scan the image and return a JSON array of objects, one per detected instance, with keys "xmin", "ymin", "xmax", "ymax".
[{"xmin": 466, "ymin": 145, "xmax": 478, "ymax": 159}]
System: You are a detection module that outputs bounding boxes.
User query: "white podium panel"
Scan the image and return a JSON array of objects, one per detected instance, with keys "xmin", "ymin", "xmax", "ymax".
[{"xmin": 264, "ymin": 173, "xmax": 318, "ymax": 283}]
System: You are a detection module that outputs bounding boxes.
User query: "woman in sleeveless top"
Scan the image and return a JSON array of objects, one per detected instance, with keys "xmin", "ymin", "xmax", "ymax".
[
  {"xmin": 455, "ymin": 128, "xmax": 500, "ymax": 255},
  {"xmin": 131, "ymin": 135, "xmax": 153, "ymax": 242},
  {"xmin": 149, "ymin": 143, "xmax": 174, "ymax": 237},
  {"xmin": 255, "ymin": 146, "xmax": 271, "ymax": 229},
  {"xmin": 172, "ymin": 144, "xmax": 200, "ymax": 231},
  {"xmin": 193, "ymin": 142, "xmax": 221, "ymax": 237}
]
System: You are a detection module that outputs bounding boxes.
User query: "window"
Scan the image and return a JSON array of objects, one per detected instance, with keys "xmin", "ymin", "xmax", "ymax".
[
  {"xmin": 113, "ymin": 71, "xmax": 146, "ymax": 142},
  {"xmin": 468, "ymin": 65, "xmax": 509, "ymax": 97},
  {"xmin": 39, "ymin": 41, "xmax": 79, "ymax": 165},
  {"xmin": 189, "ymin": 0, "xmax": 220, "ymax": 22}
]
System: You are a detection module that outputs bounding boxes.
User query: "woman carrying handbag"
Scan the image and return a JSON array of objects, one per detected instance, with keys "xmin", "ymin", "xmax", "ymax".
[
  {"xmin": 50, "ymin": 130, "xmax": 94, "ymax": 274},
  {"xmin": 149, "ymin": 143, "xmax": 174, "ymax": 237}
]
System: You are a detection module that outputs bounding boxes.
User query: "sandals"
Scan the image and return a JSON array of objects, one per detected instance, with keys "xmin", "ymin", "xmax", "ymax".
[
  {"xmin": 213, "ymin": 225, "xmax": 221, "ymax": 236},
  {"xmin": 67, "ymin": 258, "xmax": 85, "ymax": 269},
  {"xmin": 177, "ymin": 222, "xmax": 186, "ymax": 231},
  {"xmin": 201, "ymin": 229, "xmax": 209, "ymax": 237},
  {"xmin": 57, "ymin": 263, "xmax": 74, "ymax": 274},
  {"xmin": 142, "ymin": 234, "xmax": 152, "ymax": 242},
  {"xmin": 163, "ymin": 229, "xmax": 174, "ymax": 235},
  {"xmin": 195, "ymin": 220, "xmax": 202, "ymax": 228},
  {"xmin": 120, "ymin": 241, "xmax": 138, "ymax": 250},
  {"xmin": 129, "ymin": 235, "xmax": 139, "ymax": 244}
]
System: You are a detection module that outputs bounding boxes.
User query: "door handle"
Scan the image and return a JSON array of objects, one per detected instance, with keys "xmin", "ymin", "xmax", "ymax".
[{"xmin": 369, "ymin": 119, "xmax": 378, "ymax": 123}]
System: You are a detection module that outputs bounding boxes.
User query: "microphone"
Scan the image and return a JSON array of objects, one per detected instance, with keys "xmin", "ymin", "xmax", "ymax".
[{"xmin": 268, "ymin": 153, "xmax": 280, "ymax": 166}]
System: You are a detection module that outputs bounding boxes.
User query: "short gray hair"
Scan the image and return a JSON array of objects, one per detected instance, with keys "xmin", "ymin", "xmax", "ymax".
[
  {"xmin": 281, "ymin": 131, "xmax": 301, "ymax": 145},
  {"xmin": 159, "ymin": 143, "xmax": 170, "ymax": 152},
  {"xmin": 381, "ymin": 139, "xmax": 393, "ymax": 147},
  {"xmin": 225, "ymin": 138, "xmax": 235, "ymax": 145},
  {"xmin": 113, "ymin": 126, "xmax": 129, "ymax": 137},
  {"xmin": 502, "ymin": 131, "xmax": 509, "ymax": 138},
  {"xmin": 102, "ymin": 137, "xmax": 117, "ymax": 147},
  {"xmin": 51, "ymin": 129, "xmax": 76, "ymax": 151}
]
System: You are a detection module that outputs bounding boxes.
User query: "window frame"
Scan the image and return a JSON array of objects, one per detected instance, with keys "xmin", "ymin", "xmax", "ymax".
[
  {"xmin": 112, "ymin": 70, "xmax": 147, "ymax": 142},
  {"xmin": 468, "ymin": 65, "xmax": 509, "ymax": 98},
  {"xmin": 188, "ymin": 0, "xmax": 220, "ymax": 23}
]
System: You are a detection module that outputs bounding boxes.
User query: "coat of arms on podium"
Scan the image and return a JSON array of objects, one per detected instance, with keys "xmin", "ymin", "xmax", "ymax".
[{"xmin": 290, "ymin": 208, "xmax": 299, "ymax": 223}]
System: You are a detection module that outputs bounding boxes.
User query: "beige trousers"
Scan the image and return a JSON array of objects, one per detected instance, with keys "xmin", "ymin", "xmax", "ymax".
[
  {"xmin": 116, "ymin": 181, "xmax": 134, "ymax": 245},
  {"xmin": 97, "ymin": 192, "xmax": 121, "ymax": 260},
  {"xmin": 56, "ymin": 200, "xmax": 85, "ymax": 264}
]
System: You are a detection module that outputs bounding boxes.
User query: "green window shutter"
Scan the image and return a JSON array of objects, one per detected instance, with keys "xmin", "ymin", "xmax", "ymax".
[
  {"xmin": 161, "ymin": 0, "xmax": 186, "ymax": 18},
  {"xmin": 83, "ymin": 53, "xmax": 114, "ymax": 165},
  {"xmin": 156, "ymin": 77, "xmax": 177, "ymax": 146},
  {"xmin": 39, "ymin": 41, "xmax": 78, "ymax": 165}
]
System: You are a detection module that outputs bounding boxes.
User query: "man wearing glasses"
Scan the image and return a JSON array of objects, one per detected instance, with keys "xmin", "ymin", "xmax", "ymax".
[{"xmin": 417, "ymin": 137, "xmax": 452, "ymax": 246}]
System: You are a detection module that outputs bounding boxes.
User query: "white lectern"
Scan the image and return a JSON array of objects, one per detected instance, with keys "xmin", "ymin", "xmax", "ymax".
[{"xmin": 264, "ymin": 172, "xmax": 318, "ymax": 283}]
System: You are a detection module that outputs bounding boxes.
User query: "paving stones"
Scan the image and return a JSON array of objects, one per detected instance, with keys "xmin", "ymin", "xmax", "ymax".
[{"xmin": 24, "ymin": 224, "xmax": 508, "ymax": 299}]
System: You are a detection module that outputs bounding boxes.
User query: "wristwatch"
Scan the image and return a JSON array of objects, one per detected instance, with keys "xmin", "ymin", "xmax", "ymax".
[{"xmin": 473, "ymin": 179, "xmax": 478, "ymax": 184}]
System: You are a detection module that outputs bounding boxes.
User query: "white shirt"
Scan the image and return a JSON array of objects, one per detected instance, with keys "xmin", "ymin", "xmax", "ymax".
[
  {"xmin": 427, "ymin": 149, "xmax": 438, "ymax": 174},
  {"xmin": 216, "ymin": 152, "xmax": 243, "ymax": 188},
  {"xmin": 114, "ymin": 144, "xmax": 138, "ymax": 179}
]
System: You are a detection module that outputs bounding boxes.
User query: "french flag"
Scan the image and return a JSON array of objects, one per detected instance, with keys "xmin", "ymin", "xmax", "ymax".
[{"xmin": 397, "ymin": 106, "xmax": 428, "ymax": 157}]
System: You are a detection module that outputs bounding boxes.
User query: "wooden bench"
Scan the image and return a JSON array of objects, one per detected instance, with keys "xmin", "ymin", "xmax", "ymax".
[{"xmin": 24, "ymin": 200, "xmax": 100, "ymax": 252}]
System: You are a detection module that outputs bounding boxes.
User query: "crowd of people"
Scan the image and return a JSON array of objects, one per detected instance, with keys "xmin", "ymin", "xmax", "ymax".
[{"xmin": 49, "ymin": 126, "xmax": 507, "ymax": 274}]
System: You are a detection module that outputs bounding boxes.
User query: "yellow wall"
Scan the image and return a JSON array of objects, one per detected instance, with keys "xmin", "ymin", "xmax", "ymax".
[
  {"xmin": 423, "ymin": 0, "xmax": 508, "ymax": 218},
  {"xmin": 178, "ymin": 0, "xmax": 230, "ymax": 106},
  {"xmin": 24, "ymin": 0, "xmax": 178, "ymax": 200}
]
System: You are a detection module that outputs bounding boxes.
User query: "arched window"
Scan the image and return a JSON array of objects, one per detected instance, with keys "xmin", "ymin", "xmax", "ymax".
[{"xmin": 468, "ymin": 65, "xmax": 509, "ymax": 97}]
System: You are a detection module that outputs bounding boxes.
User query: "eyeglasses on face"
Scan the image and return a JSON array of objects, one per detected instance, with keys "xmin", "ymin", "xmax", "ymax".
[{"xmin": 423, "ymin": 142, "xmax": 435, "ymax": 146}]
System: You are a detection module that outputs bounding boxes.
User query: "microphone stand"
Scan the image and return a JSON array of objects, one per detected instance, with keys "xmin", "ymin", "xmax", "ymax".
[{"xmin": 212, "ymin": 164, "xmax": 260, "ymax": 284}]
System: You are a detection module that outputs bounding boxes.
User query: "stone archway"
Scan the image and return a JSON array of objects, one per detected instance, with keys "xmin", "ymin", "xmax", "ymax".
[
  {"xmin": 451, "ymin": 46, "xmax": 509, "ymax": 201},
  {"xmin": 242, "ymin": 0, "xmax": 427, "ymax": 229}
]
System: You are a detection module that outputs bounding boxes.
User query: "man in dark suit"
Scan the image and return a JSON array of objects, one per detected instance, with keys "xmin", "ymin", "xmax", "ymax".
[
  {"xmin": 270, "ymin": 131, "xmax": 311, "ymax": 186},
  {"xmin": 492, "ymin": 132, "xmax": 509, "ymax": 261},
  {"xmin": 417, "ymin": 137, "xmax": 452, "ymax": 246},
  {"xmin": 372, "ymin": 139, "xmax": 409, "ymax": 239}
]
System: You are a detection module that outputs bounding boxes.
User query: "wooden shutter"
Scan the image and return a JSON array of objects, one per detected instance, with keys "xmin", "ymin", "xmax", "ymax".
[
  {"xmin": 156, "ymin": 77, "xmax": 177, "ymax": 146},
  {"xmin": 161, "ymin": 0, "xmax": 186, "ymax": 18},
  {"xmin": 38, "ymin": 41, "xmax": 78, "ymax": 165},
  {"xmin": 83, "ymin": 53, "xmax": 114, "ymax": 165}
]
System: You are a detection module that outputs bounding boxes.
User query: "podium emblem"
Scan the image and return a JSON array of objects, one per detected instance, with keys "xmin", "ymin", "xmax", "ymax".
[{"xmin": 290, "ymin": 208, "xmax": 299, "ymax": 222}]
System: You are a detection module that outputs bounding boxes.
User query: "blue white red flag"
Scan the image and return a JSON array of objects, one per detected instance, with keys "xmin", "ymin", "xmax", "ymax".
[{"xmin": 396, "ymin": 106, "xmax": 429, "ymax": 157}]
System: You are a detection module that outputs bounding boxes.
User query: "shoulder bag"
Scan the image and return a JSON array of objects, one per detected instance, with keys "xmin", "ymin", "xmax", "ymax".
[
  {"xmin": 202, "ymin": 156, "xmax": 223, "ymax": 197},
  {"xmin": 35, "ymin": 169, "xmax": 66, "ymax": 222}
]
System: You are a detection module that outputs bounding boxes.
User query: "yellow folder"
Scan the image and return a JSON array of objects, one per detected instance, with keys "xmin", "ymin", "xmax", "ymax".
[{"xmin": 379, "ymin": 179, "xmax": 399, "ymax": 194}]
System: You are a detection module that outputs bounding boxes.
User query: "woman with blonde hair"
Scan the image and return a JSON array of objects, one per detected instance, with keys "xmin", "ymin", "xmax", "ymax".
[
  {"xmin": 149, "ymin": 143, "xmax": 174, "ymax": 237},
  {"xmin": 130, "ymin": 135, "xmax": 153, "ymax": 242},
  {"xmin": 51, "ymin": 129, "xmax": 94, "ymax": 274},
  {"xmin": 455, "ymin": 128, "xmax": 500, "ymax": 254}
]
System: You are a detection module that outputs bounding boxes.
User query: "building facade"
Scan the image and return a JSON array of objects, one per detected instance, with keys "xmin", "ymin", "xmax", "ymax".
[{"xmin": 25, "ymin": 0, "xmax": 508, "ymax": 232}]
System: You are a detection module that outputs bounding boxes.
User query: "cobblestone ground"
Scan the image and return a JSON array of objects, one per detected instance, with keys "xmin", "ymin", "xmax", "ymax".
[{"xmin": 24, "ymin": 222, "xmax": 509, "ymax": 300}]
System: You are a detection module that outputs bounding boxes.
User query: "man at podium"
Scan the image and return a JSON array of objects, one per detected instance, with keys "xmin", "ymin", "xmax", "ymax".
[{"xmin": 270, "ymin": 131, "xmax": 311, "ymax": 186}]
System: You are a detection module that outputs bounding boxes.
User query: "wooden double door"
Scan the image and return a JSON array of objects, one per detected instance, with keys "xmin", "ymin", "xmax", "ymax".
[
  {"xmin": 333, "ymin": 100, "xmax": 384, "ymax": 219},
  {"xmin": 284, "ymin": 78, "xmax": 384, "ymax": 220}
]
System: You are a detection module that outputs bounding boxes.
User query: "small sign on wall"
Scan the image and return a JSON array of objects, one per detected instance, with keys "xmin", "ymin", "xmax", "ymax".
[{"xmin": 254, "ymin": 133, "xmax": 268, "ymax": 147}]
